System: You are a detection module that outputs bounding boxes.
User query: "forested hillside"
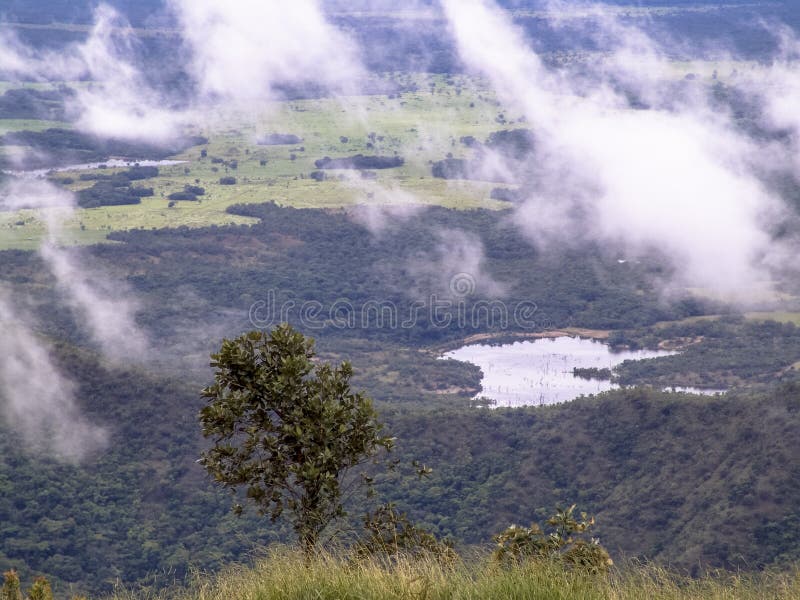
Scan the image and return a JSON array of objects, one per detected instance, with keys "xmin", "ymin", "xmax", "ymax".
[{"xmin": 2, "ymin": 342, "xmax": 799, "ymax": 594}]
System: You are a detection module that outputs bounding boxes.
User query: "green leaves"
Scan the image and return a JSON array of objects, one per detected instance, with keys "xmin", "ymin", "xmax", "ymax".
[
  {"xmin": 199, "ymin": 324, "xmax": 393, "ymax": 555},
  {"xmin": 493, "ymin": 505, "xmax": 612, "ymax": 574},
  {"xmin": 354, "ymin": 502, "xmax": 456, "ymax": 563}
]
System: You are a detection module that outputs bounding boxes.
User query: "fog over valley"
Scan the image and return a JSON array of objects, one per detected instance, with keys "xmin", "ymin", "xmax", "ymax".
[{"xmin": 2, "ymin": 1, "xmax": 800, "ymax": 597}]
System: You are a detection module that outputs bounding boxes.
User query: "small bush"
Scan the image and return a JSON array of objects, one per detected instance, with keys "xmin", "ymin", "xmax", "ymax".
[
  {"xmin": 494, "ymin": 505, "xmax": 612, "ymax": 574},
  {"xmin": 219, "ymin": 177, "xmax": 237, "ymax": 185},
  {"xmin": 130, "ymin": 186, "xmax": 154, "ymax": 198},
  {"xmin": 1, "ymin": 569, "xmax": 21, "ymax": 600},
  {"xmin": 354, "ymin": 503, "xmax": 456, "ymax": 564},
  {"xmin": 184, "ymin": 184, "xmax": 205, "ymax": 196},
  {"xmin": 168, "ymin": 191, "xmax": 197, "ymax": 201},
  {"xmin": 27, "ymin": 577, "xmax": 53, "ymax": 600}
]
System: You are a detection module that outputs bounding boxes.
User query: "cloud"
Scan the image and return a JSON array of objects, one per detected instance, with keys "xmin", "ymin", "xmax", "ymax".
[
  {"xmin": 168, "ymin": 0, "xmax": 365, "ymax": 104},
  {"xmin": 0, "ymin": 292, "xmax": 108, "ymax": 462},
  {"xmin": 0, "ymin": 179, "xmax": 149, "ymax": 362},
  {"xmin": 1, "ymin": 1, "xmax": 368, "ymax": 141},
  {"xmin": 440, "ymin": 0, "xmax": 796, "ymax": 298},
  {"xmin": 0, "ymin": 179, "xmax": 147, "ymax": 459},
  {"xmin": 0, "ymin": 28, "xmax": 85, "ymax": 80},
  {"xmin": 407, "ymin": 228, "xmax": 507, "ymax": 299},
  {"xmin": 0, "ymin": 4, "xmax": 186, "ymax": 143},
  {"xmin": 40, "ymin": 243, "xmax": 149, "ymax": 362},
  {"xmin": 345, "ymin": 175, "xmax": 426, "ymax": 235}
]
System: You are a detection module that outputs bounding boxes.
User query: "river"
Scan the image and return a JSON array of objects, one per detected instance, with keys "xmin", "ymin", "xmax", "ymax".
[{"xmin": 4, "ymin": 158, "xmax": 186, "ymax": 180}]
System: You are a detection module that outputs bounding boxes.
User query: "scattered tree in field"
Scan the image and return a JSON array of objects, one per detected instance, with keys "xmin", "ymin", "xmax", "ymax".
[
  {"xmin": 167, "ymin": 191, "xmax": 197, "ymax": 201},
  {"xmin": 184, "ymin": 184, "xmax": 206, "ymax": 196},
  {"xmin": 199, "ymin": 325, "xmax": 395, "ymax": 555},
  {"xmin": 494, "ymin": 505, "xmax": 612, "ymax": 574}
]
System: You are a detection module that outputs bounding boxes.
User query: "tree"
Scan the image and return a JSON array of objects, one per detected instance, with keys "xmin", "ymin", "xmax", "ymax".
[{"xmin": 199, "ymin": 325, "xmax": 394, "ymax": 555}]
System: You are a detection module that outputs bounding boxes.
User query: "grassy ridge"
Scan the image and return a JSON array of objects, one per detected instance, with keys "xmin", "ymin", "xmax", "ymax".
[{"xmin": 109, "ymin": 550, "xmax": 800, "ymax": 600}]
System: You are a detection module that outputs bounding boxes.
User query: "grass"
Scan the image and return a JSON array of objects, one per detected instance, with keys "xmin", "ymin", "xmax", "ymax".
[
  {"xmin": 0, "ymin": 73, "xmax": 513, "ymax": 250},
  {"xmin": 0, "ymin": 118, "xmax": 70, "ymax": 134},
  {"xmin": 745, "ymin": 312, "xmax": 800, "ymax": 326},
  {"xmin": 106, "ymin": 549, "xmax": 800, "ymax": 600},
  {"xmin": 0, "ymin": 63, "xmax": 759, "ymax": 250}
]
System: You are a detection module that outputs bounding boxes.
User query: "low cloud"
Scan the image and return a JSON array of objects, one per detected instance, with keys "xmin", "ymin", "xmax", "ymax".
[
  {"xmin": 407, "ymin": 228, "xmax": 507, "ymax": 299},
  {"xmin": 40, "ymin": 243, "xmax": 149, "ymax": 362},
  {"xmin": 346, "ymin": 176, "xmax": 426, "ymax": 235},
  {"xmin": 0, "ymin": 5, "xmax": 187, "ymax": 143},
  {"xmin": 0, "ymin": 293, "xmax": 108, "ymax": 462},
  {"xmin": 170, "ymin": 0, "xmax": 364, "ymax": 105},
  {"xmin": 440, "ymin": 0, "xmax": 798, "ymax": 299},
  {"xmin": 0, "ymin": 179, "xmax": 149, "ymax": 362}
]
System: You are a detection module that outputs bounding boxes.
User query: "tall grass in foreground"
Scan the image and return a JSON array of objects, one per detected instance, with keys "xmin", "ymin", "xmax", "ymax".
[{"xmin": 108, "ymin": 549, "xmax": 800, "ymax": 600}]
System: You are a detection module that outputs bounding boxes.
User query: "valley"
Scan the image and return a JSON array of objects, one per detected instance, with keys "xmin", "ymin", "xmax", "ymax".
[{"xmin": 1, "ymin": 1, "xmax": 800, "ymax": 597}]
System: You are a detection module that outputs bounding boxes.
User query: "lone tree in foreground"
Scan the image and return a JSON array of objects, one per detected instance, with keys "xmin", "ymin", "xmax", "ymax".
[{"xmin": 199, "ymin": 324, "xmax": 394, "ymax": 555}]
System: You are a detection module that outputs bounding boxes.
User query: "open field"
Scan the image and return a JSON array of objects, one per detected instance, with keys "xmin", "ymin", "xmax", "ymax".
[
  {"xmin": 0, "ymin": 58, "xmax": 767, "ymax": 251},
  {"xmin": 0, "ymin": 119, "xmax": 70, "ymax": 134},
  {"xmin": 745, "ymin": 311, "xmax": 800, "ymax": 325},
  {"xmin": 0, "ymin": 74, "xmax": 516, "ymax": 249}
]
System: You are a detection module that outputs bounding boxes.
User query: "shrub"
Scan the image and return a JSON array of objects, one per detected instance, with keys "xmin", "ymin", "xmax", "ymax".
[
  {"xmin": 354, "ymin": 503, "xmax": 456, "ymax": 564},
  {"xmin": 27, "ymin": 577, "xmax": 53, "ymax": 600},
  {"xmin": 314, "ymin": 155, "xmax": 404, "ymax": 170},
  {"xmin": 1, "ymin": 570, "xmax": 21, "ymax": 600},
  {"xmin": 184, "ymin": 185, "xmax": 206, "ymax": 196},
  {"xmin": 493, "ymin": 505, "xmax": 612, "ymax": 574},
  {"xmin": 168, "ymin": 191, "xmax": 197, "ymax": 201},
  {"xmin": 130, "ymin": 186, "xmax": 154, "ymax": 197},
  {"xmin": 431, "ymin": 158, "xmax": 470, "ymax": 180},
  {"xmin": 219, "ymin": 177, "xmax": 237, "ymax": 185}
]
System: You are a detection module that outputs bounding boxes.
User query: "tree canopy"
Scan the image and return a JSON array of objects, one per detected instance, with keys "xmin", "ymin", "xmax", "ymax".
[{"xmin": 199, "ymin": 325, "xmax": 395, "ymax": 554}]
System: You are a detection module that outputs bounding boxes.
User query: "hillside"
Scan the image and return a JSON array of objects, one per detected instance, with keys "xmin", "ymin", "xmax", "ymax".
[{"xmin": 2, "ymin": 338, "xmax": 800, "ymax": 595}]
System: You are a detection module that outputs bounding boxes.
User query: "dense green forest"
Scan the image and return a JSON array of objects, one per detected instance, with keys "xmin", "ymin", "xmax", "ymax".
[
  {"xmin": 2, "ymin": 202, "xmax": 800, "ymax": 595},
  {"xmin": 3, "ymin": 343, "xmax": 800, "ymax": 595}
]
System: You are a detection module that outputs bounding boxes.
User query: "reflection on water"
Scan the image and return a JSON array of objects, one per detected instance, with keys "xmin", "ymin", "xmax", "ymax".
[{"xmin": 442, "ymin": 336, "xmax": 679, "ymax": 407}]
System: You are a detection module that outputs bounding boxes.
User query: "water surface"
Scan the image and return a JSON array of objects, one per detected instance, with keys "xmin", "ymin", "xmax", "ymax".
[
  {"xmin": 443, "ymin": 336, "xmax": 675, "ymax": 407},
  {"xmin": 5, "ymin": 159, "xmax": 186, "ymax": 179}
]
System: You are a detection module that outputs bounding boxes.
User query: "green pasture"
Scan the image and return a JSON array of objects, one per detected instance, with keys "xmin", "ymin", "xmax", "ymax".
[
  {"xmin": 0, "ymin": 74, "xmax": 515, "ymax": 249},
  {"xmin": 0, "ymin": 119, "xmax": 70, "ymax": 134}
]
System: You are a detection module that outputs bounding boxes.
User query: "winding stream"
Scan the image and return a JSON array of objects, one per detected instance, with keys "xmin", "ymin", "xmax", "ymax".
[{"xmin": 4, "ymin": 158, "xmax": 186, "ymax": 179}]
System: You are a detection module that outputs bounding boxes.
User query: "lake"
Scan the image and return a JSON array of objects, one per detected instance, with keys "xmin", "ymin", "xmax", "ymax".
[{"xmin": 442, "ymin": 336, "xmax": 719, "ymax": 407}]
